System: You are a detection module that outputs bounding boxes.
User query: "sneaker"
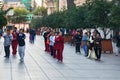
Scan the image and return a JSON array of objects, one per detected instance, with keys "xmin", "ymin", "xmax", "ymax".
[
  {"xmin": 4, "ymin": 56, "xmax": 9, "ymax": 58},
  {"xmin": 20, "ymin": 59, "xmax": 24, "ymax": 62}
]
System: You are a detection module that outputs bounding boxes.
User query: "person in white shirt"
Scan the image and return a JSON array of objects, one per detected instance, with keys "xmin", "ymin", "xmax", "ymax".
[{"xmin": 49, "ymin": 31, "xmax": 55, "ymax": 56}]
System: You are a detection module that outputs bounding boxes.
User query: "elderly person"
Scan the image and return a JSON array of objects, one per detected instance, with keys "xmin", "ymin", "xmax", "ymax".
[{"xmin": 3, "ymin": 29, "xmax": 13, "ymax": 58}]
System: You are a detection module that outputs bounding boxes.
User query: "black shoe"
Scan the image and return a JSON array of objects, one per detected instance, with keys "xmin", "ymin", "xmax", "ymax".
[
  {"xmin": 79, "ymin": 51, "xmax": 81, "ymax": 54},
  {"xmin": 4, "ymin": 56, "xmax": 7, "ymax": 58},
  {"xmin": 4, "ymin": 56, "xmax": 9, "ymax": 58}
]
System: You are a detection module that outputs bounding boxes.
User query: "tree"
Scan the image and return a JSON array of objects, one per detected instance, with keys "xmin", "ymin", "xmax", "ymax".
[
  {"xmin": 11, "ymin": 8, "xmax": 30, "ymax": 23},
  {"xmin": 0, "ymin": 6, "xmax": 13, "ymax": 28},
  {"xmin": 67, "ymin": 0, "xmax": 75, "ymax": 9},
  {"xmin": 76, "ymin": 6, "xmax": 88, "ymax": 28},
  {"xmin": 30, "ymin": 17, "xmax": 42, "ymax": 28},
  {"xmin": 14, "ymin": 8, "xmax": 30, "ymax": 16},
  {"xmin": 110, "ymin": 0, "xmax": 120, "ymax": 29},
  {"xmin": 85, "ymin": 0, "xmax": 112, "ymax": 38},
  {"xmin": 33, "ymin": 7, "xmax": 47, "ymax": 16},
  {"xmin": 63, "ymin": 7, "xmax": 78, "ymax": 29}
]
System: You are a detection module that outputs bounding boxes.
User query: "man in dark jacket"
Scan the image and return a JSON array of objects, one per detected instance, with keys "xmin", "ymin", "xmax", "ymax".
[
  {"xmin": 116, "ymin": 31, "xmax": 120, "ymax": 56},
  {"xmin": 75, "ymin": 31, "xmax": 82, "ymax": 53},
  {"xmin": 94, "ymin": 33, "xmax": 102, "ymax": 61},
  {"xmin": 17, "ymin": 29, "xmax": 26, "ymax": 62}
]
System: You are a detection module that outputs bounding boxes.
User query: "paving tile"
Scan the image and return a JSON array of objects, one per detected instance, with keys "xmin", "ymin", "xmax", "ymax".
[{"xmin": 0, "ymin": 34, "xmax": 120, "ymax": 80}]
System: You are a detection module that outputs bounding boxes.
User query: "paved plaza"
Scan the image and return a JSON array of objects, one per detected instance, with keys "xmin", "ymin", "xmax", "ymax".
[{"xmin": 0, "ymin": 34, "xmax": 120, "ymax": 80}]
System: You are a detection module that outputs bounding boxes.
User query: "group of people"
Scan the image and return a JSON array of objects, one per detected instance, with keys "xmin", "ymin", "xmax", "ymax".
[
  {"xmin": 42, "ymin": 27, "xmax": 120, "ymax": 62},
  {"xmin": 73, "ymin": 30, "xmax": 102, "ymax": 61},
  {"xmin": 43, "ymin": 28, "xmax": 64, "ymax": 63},
  {"xmin": 73, "ymin": 29, "xmax": 120, "ymax": 61},
  {"xmin": 3, "ymin": 27, "xmax": 26, "ymax": 62}
]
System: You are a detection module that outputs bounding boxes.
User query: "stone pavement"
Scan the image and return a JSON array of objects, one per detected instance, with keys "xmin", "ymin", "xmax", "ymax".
[{"xmin": 0, "ymin": 34, "xmax": 120, "ymax": 80}]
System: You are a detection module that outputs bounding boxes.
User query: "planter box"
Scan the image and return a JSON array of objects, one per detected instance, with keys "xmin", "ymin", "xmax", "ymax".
[
  {"xmin": 64, "ymin": 36, "xmax": 72, "ymax": 43},
  {"xmin": 36, "ymin": 31, "xmax": 40, "ymax": 35},
  {"xmin": 101, "ymin": 39, "xmax": 113, "ymax": 53}
]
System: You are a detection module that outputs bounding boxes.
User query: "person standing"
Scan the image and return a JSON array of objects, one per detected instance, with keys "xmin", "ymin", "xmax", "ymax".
[
  {"xmin": 88, "ymin": 31, "xmax": 96, "ymax": 59},
  {"xmin": 86, "ymin": 31, "xmax": 91, "ymax": 56},
  {"xmin": 116, "ymin": 31, "xmax": 120, "ymax": 56},
  {"xmin": 82, "ymin": 32, "xmax": 88, "ymax": 56},
  {"xmin": 43, "ymin": 29, "xmax": 50, "ymax": 52},
  {"xmin": 75, "ymin": 31, "xmax": 82, "ymax": 53},
  {"xmin": 55, "ymin": 32, "xmax": 64, "ymax": 63},
  {"xmin": 29, "ymin": 28, "xmax": 36, "ymax": 44},
  {"xmin": 3, "ymin": 29, "xmax": 13, "ymax": 58},
  {"xmin": 17, "ymin": 29, "xmax": 26, "ymax": 62},
  {"xmin": 49, "ymin": 31, "xmax": 55, "ymax": 56},
  {"xmin": 0, "ymin": 28, "xmax": 3, "ymax": 38},
  {"xmin": 53, "ymin": 32, "xmax": 59, "ymax": 58},
  {"xmin": 94, "ymin": 33, "xmax": 102, "ymax": 61},
  {"xmin": 11, "ymin": 27, "xmax": 18, "ymax": 56}
]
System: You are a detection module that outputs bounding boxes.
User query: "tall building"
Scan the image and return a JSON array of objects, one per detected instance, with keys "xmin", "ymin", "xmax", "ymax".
[
  {"xmin": 42, "ymin": 0, "xmax": 56, "ymax": 15},
  {"xmin": 59, "ymin": 0, "xmax": 84, "ymax": 10},
  {"xmin": 59, "ymin": 0, "xmax": 67, "ymax": 11},
  {"xmin": 34, "ymin": 0, "xmax": 42, "ymax": 7},
  {"xmin": 3, "ymin": 0, "xmax": 25, "ymax": 10},
  {"xmin": 0, "ymin": 0, "xmax": 3, "ymax": 8},
  {"xmin": 3, "ymin": 0, "xmax": 19, "ymax": 2},
  {"xmin": 21, "ymin": 0, "xmax": 32, "ymax": 11}
]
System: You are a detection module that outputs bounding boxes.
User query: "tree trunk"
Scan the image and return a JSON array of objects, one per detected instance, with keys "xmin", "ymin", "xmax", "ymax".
[{"xmin": 67, "ymin": 0, "xmax": 75, "ymax": 9}]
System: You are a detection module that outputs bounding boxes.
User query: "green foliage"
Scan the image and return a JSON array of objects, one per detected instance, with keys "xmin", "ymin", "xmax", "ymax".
[
  {"xmin": 12, "ymin": 8, "xmax": 30, "ymax": 23},
  {"xmin": 0, "ymin": 15, "xmax": 7, "ymax": 28},
  {"xmin": 33, "ymin": 7, "xmax": 47, "ymax": 16},
  {"xmin": 0, "ymin": 7, "xmax": 13, "ymax": 28},
  {"xmin": 110, "ymin": 0, "xmax": 120, "ymax": 29},
  {"xmin": 14, "ymin": 8, "xmax": 30, "ymax": 16},
  {"xmin": 30, "ymin": 17, "xmax": 42, "ymax": 28},
  {"xmin": 30, "ymin": 0, "xmax": 120, "ymax": 30},
  {"xmin": 85, "ymin": 0, "xmax": 111, "ymax": 28}
]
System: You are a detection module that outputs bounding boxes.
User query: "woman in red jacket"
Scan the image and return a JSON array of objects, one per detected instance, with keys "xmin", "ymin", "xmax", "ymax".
[
  {"xmin": 12, "ymin": 27, "xmax": 18, "ymax": 56},
  {"xmin": 55, "ymin": 32, "xmax": 64, "ymax": 63}
]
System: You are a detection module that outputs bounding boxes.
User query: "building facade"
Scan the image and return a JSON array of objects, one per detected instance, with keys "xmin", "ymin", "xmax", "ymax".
[
  {"xmin": 74, "ymin": 0, "xmax": 86, "ymax": 6},
  {"xmin": 59, "ymin": 0, "xmax": 67, "ymax": 11},
  {"xmin": 3, "ymin": 2, "xmax": 25, "ymax": 10},
  {"xmin": 41, "ymin": 0, "xmax": 56, "ymax": 15},
  {"xmin": 0, "ymin": 0, "xmax": 3, "ymax": 8}
]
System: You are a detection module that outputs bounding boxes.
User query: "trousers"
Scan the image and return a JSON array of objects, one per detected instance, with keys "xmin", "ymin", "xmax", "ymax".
[
  {"xmin": 18, "ymin": 46, "xmax": 25, "ymax": 61},
  {"xmin": 4, "ymin": 45, "xmax": 10, "ymax": 58}
]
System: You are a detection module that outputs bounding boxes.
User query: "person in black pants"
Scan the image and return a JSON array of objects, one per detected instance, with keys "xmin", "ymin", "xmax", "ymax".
[
  {"xmin": 3, "ymin": 29, "xmax": 13, "ymax": 58},
  {"xmin": 75, "ymin": 31, "xmax": 82, "ymax": 53},
  {"xmin": 94, "ymin": 33, "xmax": 102, "ymax": 61},
  {"xmin": 116, "ymin": 31, "xmax": 120, "ymax": 56}
]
